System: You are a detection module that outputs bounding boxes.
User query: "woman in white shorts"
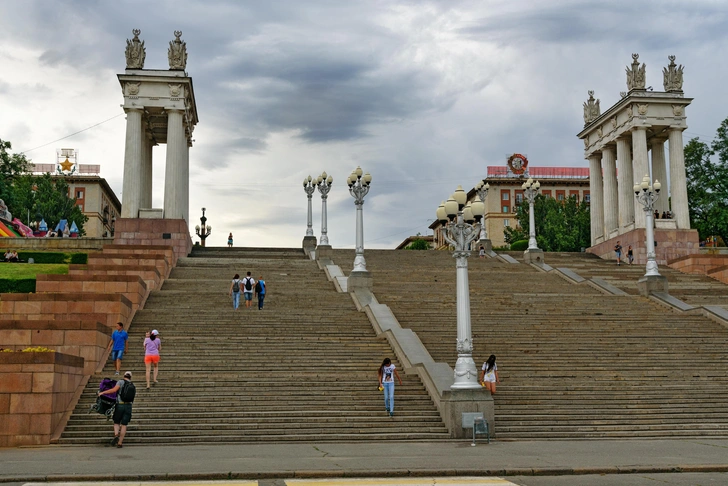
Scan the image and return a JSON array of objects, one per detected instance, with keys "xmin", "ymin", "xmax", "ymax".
[{"xmin": 479, "ymin": 354, "xmax": 500, "ymax": 394}]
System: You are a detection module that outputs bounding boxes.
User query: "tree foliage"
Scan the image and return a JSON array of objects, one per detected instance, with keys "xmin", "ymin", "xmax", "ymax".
[
  {"xmin": 0, "ymin": 139, "xmax": 32, "ymax": 216},
  {"xmin": 405, "ymin": 238, "xmax": 430, "ymax": 250},
  {"xmin": 513, "ymin": 195, "xmax": 591, "ymax": 252},
  {"xmin": 685, "ymin": 117, "xmax": 728, "ymax": 244}
]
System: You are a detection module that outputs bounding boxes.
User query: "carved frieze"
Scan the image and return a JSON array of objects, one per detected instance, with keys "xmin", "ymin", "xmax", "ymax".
[
  {"xmin": 611, "ymin": 117, "xmax": 617, "ymax": 130},
  {"xmin": 125, "ymin": 29, "xmax": 146, "ymax": 69},
  {"xmin": 620, "ymin": 91, "xmax": 627, "ymax": 99},
  {"xmin": 672, "ymin": 104, "xmax": 684, "ymax": 117},
  {"xmin": 126, "ymin": 82, "xmax": 140, "ymax": 96},
  {"xmin": 663, "ymin": 55, "xmax": 684, "ymax": 92},
  {"xmin": 626, "ymin": 53, "xmax": 646, "ymax": 90},
  {"xmin": 627, "ymin": 105, "xmax": 634, "ymax": 121},
  {"xmin": 456, "ymin": 337, "xmax": 473, "ymax": 354},
  {"xmin": 583, "ymin": 90, "xmax": 601, "ymax": 125},
  {"xmin": 169, "ymin": 84, "xmax": 182, "ymax": 97},
  {"xmin": 597, "ymin": 126, "xmax": 603, "ymax": 139},
  {"xmin": 637, "ymin": 103, "xmax": 648, "ymax": 116}
]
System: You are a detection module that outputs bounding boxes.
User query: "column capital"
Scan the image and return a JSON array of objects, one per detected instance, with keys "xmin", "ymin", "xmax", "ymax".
[
  {"xmin": 123, "ymin": 106, "xmax": 144, "ymax": 114},
  {"xmin": 630, "ymin": 125, "xmax": 649, "ymax": 133}
]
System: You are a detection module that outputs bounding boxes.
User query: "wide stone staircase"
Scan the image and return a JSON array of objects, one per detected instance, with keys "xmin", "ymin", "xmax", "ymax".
[
  {"xmin": 330, "ymin": 249, "xmax": 728, "ymax": 439},
  {"xmin": 59, "ymin": 247, "xmax": 449, "ymax": 444}
]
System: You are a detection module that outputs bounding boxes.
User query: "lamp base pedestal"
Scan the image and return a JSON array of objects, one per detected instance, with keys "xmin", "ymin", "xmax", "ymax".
[
  {"xmin": 347, "ymin": 270, "xmax": 372, "ymax": 291},
  {"xmin": 637, "ymin": 274, "xmax": 669, "ymax": 296},
  {"xmin": 523, "ymin": 248, "xmax": 544, "ymax": 264},
  {"xmin": 315, "ymin": 244, "xmax": 332, "ymax": 261},
  {"xmin": 478, "ymin": 239, "xmax": 492, "ymax": 253},
  {"xmin": 302, "ymin": 236, "xmax": 317, "ymax": 257},
  {"xmin": 440, "ymin": 388, "xmax": 494, "ymax": 439}
]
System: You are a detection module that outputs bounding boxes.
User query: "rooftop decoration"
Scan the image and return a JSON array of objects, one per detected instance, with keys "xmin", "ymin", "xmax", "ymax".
[{"xmin": 125, "ymin": 29, "xmax": 146, "ymax": 69}]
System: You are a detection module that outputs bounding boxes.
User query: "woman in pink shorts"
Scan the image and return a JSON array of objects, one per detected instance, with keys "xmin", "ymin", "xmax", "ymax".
[{"xmin": 143, "ymin": 329, "xmax": 162, "ymax": 389}]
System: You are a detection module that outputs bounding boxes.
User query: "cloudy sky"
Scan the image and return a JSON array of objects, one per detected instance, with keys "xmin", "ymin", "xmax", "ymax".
[{"xmin": 1, "ymin": 0, "xmax": 727, "ymax": 248}]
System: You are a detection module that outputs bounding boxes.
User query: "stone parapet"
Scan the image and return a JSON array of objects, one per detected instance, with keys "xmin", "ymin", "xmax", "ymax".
[
  {"xmin": 36, "ymin": 274, "xmax": 148, "ymax": 308},
  {"xmin": 87, "ymin": 251, "xmax": 170, "ymax": 279},
  {"xmin": 0, "ymin": 351, "xmax": 84, "ymax": 447},
  {"xmin": 0, "ymin": 238, "xmax": 110, "ymax": 251},
  {"xmin": 69, "ymin": 263, "xmax": 162, "ymax": 291},
  {"xmin": 102, "ymin": 244, "xmax": 175, "ymax": 269},
  {"xmin": 588, "ymin": 228, "xmax": 699, "ymax": 265},
  {"xmin": 113, "ymin": 218, "xmax": 192, "ymax": 264},
  {"xmin": 0, "ymin": 320, "xmax": 110, "ymax": 375},
  {"xmin": 668, "ymin": 254, "xmax": 728, "ymax": 285},
  {"xmin": 0, "ymin": 292, "xmax": 132, "ymax": 329}
]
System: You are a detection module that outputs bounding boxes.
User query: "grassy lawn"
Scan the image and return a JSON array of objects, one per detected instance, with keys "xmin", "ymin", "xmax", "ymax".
[{"xmin": 0, "ymin": 263, "xmax": 69, "ymax": 279}]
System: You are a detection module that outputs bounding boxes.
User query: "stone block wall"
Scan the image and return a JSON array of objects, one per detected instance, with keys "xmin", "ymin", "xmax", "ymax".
[
  {"xmin": 0, "ymin": 237, "xmax": 109, "ymax": 251},
  {"xmin": 87, "ymin": 252, "xmax": 170, "ymax": 280},
  {"xmin": 36, "ymin": 274, "xmax": 148, "ymax": 308},
  {"xmin": 0, "ymin": 293, "xmax": 132, "ymax": 329},
  {"xmin": 588, "ymin": 228, "xmax": 700, "ymax": 265},
  {"xmin": 113, "ymin": 218, "xmax": 192, "ymax": 264},
  {"xmin": 68, "ymin": 264, "xmax": 162, "ymax": 291},
  {"xmin": 668, "ymin": 254, "xmax": 728, "ymax": 285},
  {"xmin": 0, "ymin": 352, "xmax": 84, "ymax": 447}
]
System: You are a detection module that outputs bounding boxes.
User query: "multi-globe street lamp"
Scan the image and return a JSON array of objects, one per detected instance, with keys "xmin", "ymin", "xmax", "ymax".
[
  {"xmin": 194, "ymin": 207, "xmax": 212, "ymax": 247},
  {"xmin": 521, "ymin": 178, "xmax": 543, "ymax": 263},
  {"xmin": 347, "ymin": 166, "xmax": 372, "ymax": 273},
  {"xmin": 302, "ymin": 175, "xmax": 317, "ymax": 254},
  {"xmin": 316, "ymin": 171, "xmax": 333, "ymax": 248},
  {"xmin": 474, "ymin": 180, "xmax": 490, "ymax": 250},
  {"xmin": 436, "ymin": 185, "xmax": 485, "ymax": 390},
  {"xmin": 633, "ymin": 174, "xmax": 668, "ymax": 295}
]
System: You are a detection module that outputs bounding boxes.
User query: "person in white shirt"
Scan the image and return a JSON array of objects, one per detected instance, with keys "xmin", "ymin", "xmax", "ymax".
[
  {"xmin": 378, "ymin": 357, "xmax": 402, "ymax": 417},
  {"xmin": 479, "ymin": 354, "xmax": 501, "ymax": 395}
]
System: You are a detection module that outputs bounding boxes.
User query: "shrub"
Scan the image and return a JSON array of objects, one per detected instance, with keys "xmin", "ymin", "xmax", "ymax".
[
  {"xmin": 0, "ymin": 278, "xmax": 36, "ymax": 293},
  {"xmin": 70, "ymin": 253, "xmax": 88, "ymax": 264},
  {"xmin": 20, "ymin": 346, "xmax": 54, "ymax": 352},
  {"xmin": 15, "ymin": 252, "xmax": 87, "ymax": 264},
  {"xmin": 510, "ymin": 239, "xmax": 529, "ymax": 251}
]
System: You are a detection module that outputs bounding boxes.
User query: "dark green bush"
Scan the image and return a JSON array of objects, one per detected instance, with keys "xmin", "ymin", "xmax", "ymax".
[
  {"xmin": 510, "ymin": 239, "xmax": 529, "ymax": 251},
  {"xmin": 0, "ymin": 278, "xmax": 36, "ymax": 293},
  {"xmin": 70, "ymin": 253, "xmax": 88, "ymax": 264}
]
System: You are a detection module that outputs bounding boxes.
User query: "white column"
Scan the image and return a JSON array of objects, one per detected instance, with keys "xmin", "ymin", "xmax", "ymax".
[
  {"xmin": 650, "ymin": 139, "xmax": 669, "ymax": 215},
  {"xmin": 140, "ymin": 128, "xmax": 153, "ymax": 209},
  {"xmin": 616, "ymin": 137, "xmax": 635, "ymax": 232},
  {"xmin": 121, "ymin": 108, "xmax": 143, "ymax": 218},
  {"xmin": 181, "ymin": 143, "xmax": 190, "ymax": 224},
  {"xmin": 602, "ymin": 146, "xmax": 619, "ymax": 236},
  {"xmin": 163, "ymin": 109, "xmax": 186, "ymax": 220},
  {"xmin": 668, "ymin": 128, "xmax": 690, "ymax": 229},
  {"xmin": 588, "ymin": 153, "xmax": 604, "ymax": 245},
  {"xmin": 631, "ymin": 127, "xmax": 649, "ymax": 229}
]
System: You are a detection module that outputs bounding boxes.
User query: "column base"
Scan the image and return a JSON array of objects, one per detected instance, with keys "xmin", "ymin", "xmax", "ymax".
[
  {"xmin": 302, "ymin": 236, "xmax": 317, "ymax": 256},
  {"xmin": 113, "ymin": 218, "xmax": 192, "ymax": 264},
  {"xmin": 347, "ymin": 270, "xmax": 372, "ymax": 291},
  {"xmin": 637, "ymin": 275, "xmax": 669, "ymax": 296},
  {"xmin": 587, "ymin": 228, "xmax": 700, "ymax": 265},
  {"xmin": 315, "ymin": 244, "xmax": 332, "ymax": 260},
  {"xmin": 478, "ymin": 239, "xmax": 492, "ymax": 253},
  {"xmin": 523, "ymin": 248, "xmax": 544, "ymax": 264},
  {"xmin": 440, "ymin": 388, "xmax": 494, "ymax": 439}
]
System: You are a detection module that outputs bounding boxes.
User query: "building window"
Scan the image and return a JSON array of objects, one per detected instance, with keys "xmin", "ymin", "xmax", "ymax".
[
  {"xmin": 584, "ymin": 194, "xmax": 591, "ymax": 203},
  {"xmin": 76, "ymin": 190, "xmax": 84, "ymax": 199},
  {"xmin": 502, "ymin": 205, "xmax": 510, "ymax": 213},
  {"xmin": 569, "ymin": 190, "xmax": 579, "ymax": 201},
  {"xmin": 501, "ymin": 191, "xmax": 509, "ymax": 201},
  {"xmin": 515, "ymin": 193, "xmax": 523, "ymax": 204},
  {"xmin": 542, "ymin": 190, "xmax": 552, "ymax": 198},
  {"xmin": 556, "ymin": 190, "xmax": 565, "ymax": 201},
  {"xmin": 504, "ymin": 219, "xmax": 510, "ymax": 227}
]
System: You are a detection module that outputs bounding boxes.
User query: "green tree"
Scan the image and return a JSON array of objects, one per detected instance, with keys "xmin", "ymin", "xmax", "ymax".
[
  {"xmin": 514, "ymin": 195, "xmax": 591, "ymax": 252},
  {"xmin": 0, "ymin": 139, "xmax": 32, "ymax": 216},
  {"xmin": 31, "ymin": 174, "xmax": 88, "ymax": 235},
  {"xmin": 405, "ymin": 238, "xmax": 430, "ymax": 250},
  {"xmin": 503, "ymin": 225, "xmax": 526, "ymax": 244},
  {"xmin": 685, "ymin": 117, "xmax": 728, "ymax": 244}
]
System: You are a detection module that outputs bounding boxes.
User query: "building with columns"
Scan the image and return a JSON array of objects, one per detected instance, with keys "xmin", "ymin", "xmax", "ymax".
[{"xmin": 577, "ymin": 54, "xmax": 699, "ymax": 264}]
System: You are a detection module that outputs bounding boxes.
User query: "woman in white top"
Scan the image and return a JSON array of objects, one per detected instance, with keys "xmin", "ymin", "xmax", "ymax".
[
  {"xmin": 479, "ymin": 354, "xmax": 500, "ymax": 395},
  {"xmin": 378, "ymin": 357, "xmax": 402, "ymax": 417}
]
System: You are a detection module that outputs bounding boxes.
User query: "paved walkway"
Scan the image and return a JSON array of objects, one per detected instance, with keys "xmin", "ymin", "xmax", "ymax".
[{"xmin": 2, "ymin": 439, "xmax": 728, "ymax": 482}]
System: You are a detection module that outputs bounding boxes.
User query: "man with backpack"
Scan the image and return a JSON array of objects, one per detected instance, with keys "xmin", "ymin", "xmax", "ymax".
[
  {"xmin": 242, "ymin": 272, "xmax": 256, "ymax": 309},
  {"xmin": 98, "ymin": 370, "xmax": 136, "ymax": 448},
  {"xmin": 255, "ymin": 275, "xmax": 266, "ymax": 310}
]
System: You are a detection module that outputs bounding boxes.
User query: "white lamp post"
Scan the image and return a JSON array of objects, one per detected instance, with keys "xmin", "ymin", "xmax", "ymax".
[
  {"xmin": 436, "ymin": 185, "xmax": 485, "ymax": 390},
  {"xmin": 302, "ymin": 175, "xmax": 317, "ymax": 254},
  {"xmin": 634, "ymin": 174, "xmax": 669, "ymax": 295},
  {"xmin": 347, "ymin": 167, "xmax": 373, "ymax": 290},
  {"xmin": 475, "ymin": 180, "xmax": 491, "ymax": 251},
  {"xmin": 316, "ymin": 171, "xmax": 333, "ymax": 250},
  {"xmin": 522, "ymin": 178, "xmax": 544, "ymax": 263}
]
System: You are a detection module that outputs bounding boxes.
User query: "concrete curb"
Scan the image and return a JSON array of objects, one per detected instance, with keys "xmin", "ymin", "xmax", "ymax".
[{"xmin": 4, "ymin": 464, "xmax": 728, "ymax": 482}]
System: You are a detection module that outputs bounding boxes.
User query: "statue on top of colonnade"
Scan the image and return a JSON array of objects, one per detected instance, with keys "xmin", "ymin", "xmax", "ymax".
[
  {"xmin": 125, "ymin": 29, "xmax": 146, "ymax": 69},
  {"xmin": 626, "ymin": 53, "xmax": 646, "ymax": 90},
  {"xmin": 663, "ymin": 55, "xmax": 684, "ymax": 92},
  {"xmin": 583, "ymin": 90, "xmax": 601, "ymax": 125},
  {"xmin": 168, "ymin": 31, "xmax": 187, "ymax": 71}
]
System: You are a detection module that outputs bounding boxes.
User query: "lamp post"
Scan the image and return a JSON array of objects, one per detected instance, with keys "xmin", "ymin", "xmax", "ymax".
[
  {"xmin": 436, "ymin": 185, "xmax": 485, "ymax": 390},
  {"xmin": 302, "ymin": 175, "xmax": 317, "ymax": 254},
  {"xmin": 347, "ymin": 167, "xmax": 372, "ymax": 289},
  {"xmin": 316, "ymin": 171, "xmax": 333, "ymax": 258},
  {"xmin": 522, "ymin": 178, "xmax": 544, "ymax": 263},
  {"xmin": 194, "ymin": 207, "xmax": 212, "ymax": 247},
  {"xmin": 475, "ymin": 180, "xmax": 491, "ymax": 251},
  {"xmin": 634, "ymin": 174, "xmax": 668, "ymax": 295}
]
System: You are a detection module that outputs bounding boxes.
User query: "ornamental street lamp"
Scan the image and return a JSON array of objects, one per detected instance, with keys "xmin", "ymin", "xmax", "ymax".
[
  {"xmin": 634, "ymin": 174, "xmax": 669, "ymax": 295},
  {"xmin": 316, "ymin": 171, "xmax": 333, "ymax": 249},
  {"xmin": 194, "ymin": 207, "xmax": 212, "ymax": 247},
  {"xmin": 347, "ymin": 166, "xmax": 372, "ymax": 282},
  {"xmin": 302, "ymin": 175, "xmax": 317, "ymax": 254},
  {"xmin": 436, "ymin": 185, "xmax": 485, "ymax": 390},
  {"xmin": 522, "ymin": 178, "xmax": 544, "ymax": 263},
  {"xmin": 475, "ymin": 180, "xmax": 491, "ymax": 251}
]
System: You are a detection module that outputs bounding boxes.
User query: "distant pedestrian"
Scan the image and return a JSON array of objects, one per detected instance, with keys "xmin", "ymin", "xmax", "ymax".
[
  {"xmin": 614, "ymin": 240, "xmax": 623, "ymax": 266},
  {"xmin": 229, "ymin": 273, "xmax": 242, "ymax": 310},
  {"xmin": 662, "ymin": 211, "xmax": 667, "ymax": 219},
  {"xmin": 108, "ymin": 322, "xmax": 128, "ymax": 375},
  {"xmin": 627, "ymin": 245, "xmax": 634, "ymax": 265},
  {"xmin": 227, "ymin": 233, "xmax": 233, "ymax": 248},
  {"xmin": 654, "ymin": 210, "xmax": 659, "ymax": 220},
  {"xmin": 98, "ymin": 370, "xmax": 135, "ymax": 448},
  {"xmin": 479, "ymin": 246, "xmax": 485, "ymax": 258},
  {"xmin": 378, "ymin": 357, "xmax": 402, "ymax": 417},
  {"xmin": 479, "ymin": 354, "xmax": 500, "ymax": 395},
  {"xmin": 255, "ymin": 275, "xmax": 266, "ymax": 310},
  {"xmin": 143, "ymin": 330, "xmax": 161, "ymax": 389},
  {"xmin": 242, "ymin": 272, "xmax": 255, "ymax": 309}
]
